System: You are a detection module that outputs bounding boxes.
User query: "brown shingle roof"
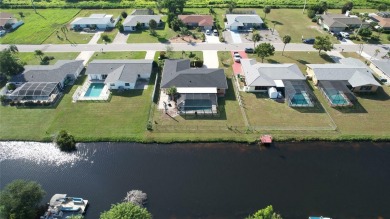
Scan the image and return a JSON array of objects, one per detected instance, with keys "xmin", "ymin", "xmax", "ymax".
[
  {"xmin": 178, "ymin": 15, "xmax": 214, "ymax": 27},
  {"xmin": 372, "ymin": 15, "xmax": 390, "ymax": 28}
]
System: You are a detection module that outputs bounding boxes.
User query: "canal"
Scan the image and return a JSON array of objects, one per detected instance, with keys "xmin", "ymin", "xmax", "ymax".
[{"xmin": 0, "ymin": 142, "xmax": 389, "ymax": 218}]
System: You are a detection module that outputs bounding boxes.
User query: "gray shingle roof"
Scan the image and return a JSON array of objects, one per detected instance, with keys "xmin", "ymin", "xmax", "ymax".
[
  {"xmin": 10, "ymin": 60, "xmax": 84, "ymax": 84},
  {"xmin": 71, "ymin": 14, "xmax": 114, "ymax": 26},
  {"xmin": 122, "ymin": 15, "xmax": 162, "ymax": 26},
  {"xmin": 161, "ymin": 59, "xmax": 228, "ymax": 89},
  {"xmin": 320, "ymin": 13, "xmax": 363, "ymax": 28},
  {"xmin": 371, "ymin": 59, "xmax": 390, "ymax": 77},
  {"xmin": 307, "ymin": 58, "xmax": 380, "ymax": 86},
  {"xmin": 86, "ymin": 60, "xmax": 153, "ymax": 83},
  {"xmin": 241, "ymin": 59, "xmax": 305, "ymax": 87},
  {"xmin": 226, "ymin": 14, "xmax": 263, "ymax": 27}
]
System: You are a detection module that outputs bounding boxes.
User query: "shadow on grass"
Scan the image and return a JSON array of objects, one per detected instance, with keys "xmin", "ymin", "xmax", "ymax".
[
  {"xmin": 297, "ymin": 59, "xmax": 310, "ymax": 65},
  {"xmin": 112, "ymin": 89, "xmax": 144, "ymax": 97},
  {"xmin": 333, "ymin": 100, "xmax": 368, "ymax": 113},
  {"xmin": 320, "ymin": 53, "xmax": 335, "ymax": 63},
  {"xmin": 355, "ymin": 87, "xmax": 390, "ymax": 101},
  {"xmin": 266, "ymin": 58, "xmax": 280, "ymax": 64}
]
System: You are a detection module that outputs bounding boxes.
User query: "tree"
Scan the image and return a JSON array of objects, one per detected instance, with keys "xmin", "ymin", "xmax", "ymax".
[
  {"xmin": 149, "ymin": 19, "xmax": 158, "ymax": 36},
  {"xmin": 344, "ymin": 1, "xmax": 353, "ymax": 12},
  {"xmin": 227, "ymin": 1, "xmax": 237, "ymax": 13},
  {"xmin": 263, "ymin": 6, "xmax": 271, "ymax": 20},
  {"xmin": 121, "ymin": 11, "xmax": 128, "ymax": 18},
  {"xmin": 282, "ymin": 35, "xmax": 291, "ymax": 56},
  {"xmin": 255, "ymin": 42, "xmax": 275, "ymax": 63},
  {"xmin": 55, "ymin": 130, "xmax": 76, "ymax": 152},
  {"xmin": 0, "ymin": 180, "xmax": 45, "ymax": 219},
  {"xmin": 170, "ymin": 17, "xmax": 184, "ymax": 31},
  {"xmin": 358, "ymin": 27, "xmax": 372, "ymax": 38},
  {"xmin": 252, "ymin": 32, "xmax": 261, "ymax": 49},
  {"xmin": 246, "ymin": 205, "xmax": 283, "ymax": 219},
  {"xmin": 377, "ymin": 4, "xmax": 388, "ymax": 12},
  {"xmin": 61, "ymin": 25, "xmax": 68, "ymax": 40},
  {"xmin": 0, "ymin": 46, "xmax": 24, "ymax": 79},
  {"xmin": 4, "ymin": 23, "xmax": 12, "ymax": 31},
  {"xmin": 166, "ymin": 86, "xmax": 177, "ymax": 101},
  {"xmin": 34, "ymin": 50, "xmax": 44, "ymax": 61},
  {"xmin": 100, "ymin": 202, "xmax": 152, "ymax": 219},
  {"xmin": 162, "ymin": 0, "xmax": 187, "ymax": 14},
  {"xmin": 313, "ymin": 36, "xmax": 333, "ymax": 55},
  {"xmin": 18, "ymin": 11, "xmax": 24, "ymax": 18},
  {"xmin": 155, "ymin": 0, "xmax": 163, "ymax": 13}
]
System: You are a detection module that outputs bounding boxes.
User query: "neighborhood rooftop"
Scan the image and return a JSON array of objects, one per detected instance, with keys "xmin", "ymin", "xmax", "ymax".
[
  {"xmin": 371, "ymin": 59, "xmax": 390, "ymax": 77},
  {"xmin": 320, "ymin": 13, "xmax": 363, "ymax": 28},
  {"xmin": 71, "ymin": 14, "xmax": 114, "ymax": 25},
  {"xmin": 122, "ymin": 14, "xmax": 162, "ymax": 27},
  {"xmin": 226, "ymin": 14, "xmax": 263, "ymax": 27},
  {"xmin": 161, "ymin": 59, "xmax": 228, "ymax": 89},
  {"xmin": 178, "ymin": 15, "xmax": 214, "ymax": 26}
]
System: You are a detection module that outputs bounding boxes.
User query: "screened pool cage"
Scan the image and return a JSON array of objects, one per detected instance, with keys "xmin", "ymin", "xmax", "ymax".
[
  {"xmin": 9, "ymin": 82, "xmax": 60, "ymax": 102},
  {"xmin": 176, "ymin": 93, "xmax": 218, "ymax": 115},
  {"xmin": 318, "ymin": 81, "xmax": 356, "ymax": 107},
  {"xmin": 284, "ymin": 80, "xmax": 315, "ymax": 107}
]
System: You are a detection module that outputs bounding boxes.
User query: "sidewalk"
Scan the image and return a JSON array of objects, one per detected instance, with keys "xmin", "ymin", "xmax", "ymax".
[{"xmin": 145, "ymin": 50, "xmax": 156, "ymax": 59}]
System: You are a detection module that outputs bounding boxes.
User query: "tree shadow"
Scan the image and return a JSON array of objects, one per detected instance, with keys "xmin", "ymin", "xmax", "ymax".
[
  {"xmin": 111, "ymin": 89, "xmax": 144, "ymax": 97},
  {"xmin": 266, "ymin": 58, "xmax": 280, "ymax": 64},
  {"xmin": 36, "ymin": 12, "xmax": 46, "ymax": 20},
  {"xmin": 297, "ymin": 59, "xmax": 310, "ymax": 65},
  {"xmin": 320, "ymin": 53, "xmax": 336, "ymax": 63}
]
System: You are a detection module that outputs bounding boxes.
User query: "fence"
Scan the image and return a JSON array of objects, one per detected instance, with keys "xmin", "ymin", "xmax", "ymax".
[{"xmin": 231, "ymin": 75, "xmax": 249, "ymax": 126}]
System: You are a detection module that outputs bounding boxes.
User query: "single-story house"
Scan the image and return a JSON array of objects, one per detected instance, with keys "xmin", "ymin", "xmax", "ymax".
[
  {"xmin": 306, "ymin": 58, "xmax": 380, "ymax": 107},
  {"xmin": 370, "ymin": 59, "xmax": 390, "ymax": 84},
  {"xmin": 241, "ymin": 59, "xmax": 314, "ymax": 107},
  {"xmin": 7, "ymin": 60, "xmax": 84, "ymax": 102},
  {"xmin": 70, "ymin": 14, "xmax": 118, "ymax": 31},
  {"xmin": 178, "ymin": 15, "xmax": 214, "ymax": 30},
  {"xmin": 85, "ymin": 60, "xmax": 153, "ymax": 90},
  {"xmin": 0, "ymin": 12, "xmax": 23, "ymax": 31},
  {"xmin": 161, "ymin": 59, "xmax": 228, "ymax": 114},
  {"xmin": 318, "ymin": 13, "xmax": 367, "ymax": 32},
  {"xmin": 369, "ymin": 12, "xmax": 390, "ymax": 30},
  {"xmin": 225, "ymin": 14, "xmax": 263, "ymax": 31},
  {"xmin": 122, "ymin": 9, "xmax": 162, "ymax": 31}
]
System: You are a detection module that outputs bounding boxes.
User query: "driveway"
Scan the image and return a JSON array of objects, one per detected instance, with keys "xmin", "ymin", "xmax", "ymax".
[
  {"xmin": 76, "ymin": 51, "xmax": 95, "ymax": 65},
  {"xmin": 202, "ymin": 50, "xmax": 219, "ymax": 68},
  {"xmin": 231, "ymin": 51, "xmax": 247, "ymax": 75},
  {"xmin": 88, "ymin": 32, "xmax": 101, "ymax": 45},
  {"xmin": 339, "ymin": 38, "xmax": 355, "ymax": 45},
  {"xmin": 113, "ymin": 32, "xmax": 129, "ymax": 44},
  {"xmin": 229, "ymin": 30, "xmax": 242, "ymax": 43}
]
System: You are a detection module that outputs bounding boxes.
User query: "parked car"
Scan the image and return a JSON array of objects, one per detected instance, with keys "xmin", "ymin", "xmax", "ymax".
[
  {"xmin": 206, "ymin": 30, "xmax": 211, "ymax": 35},
  {"xmin": 213, "ymin": 29, "xmax": 218, "ymax": 36},
  {"xmin": 245, "ymin": 48, "xmax": 254, "ymax": 53},
  {"xmin": 248, "ymin": 28, "xmax": 254, "ymax": 32},
  {"xmin": 0, "ymin": 30, "xmax": 5, "ymax": 37},
  {"xmin": 302, "ymin": 38, "xmax": 315, "ymax": 44},
  {"xmin": 233, "ymin": 52, "xmax": 241, "ymax": 62},
  {"xmin": 340, "ymin": 32, "xmax": 350, "ymax": 39}
]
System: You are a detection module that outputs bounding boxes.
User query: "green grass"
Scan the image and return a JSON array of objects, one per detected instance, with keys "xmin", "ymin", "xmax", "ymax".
[
  {"xmin": 0, "ymin": 9, "xmax": 80, "ymax": 44},
  {"xmin": 127, "ymin": 16, "xmax": 176, "ymax": 43},
  {"xmin": 17, "ymin": 52, "xmax": 79, "ymax": 65},
  {"xmin": 97, "ymin": 29, "xmax": 119, "ymax": 44},
  {"xmin": 44, "ymin": 30, "xmax": 94, "ymax": 44},
  {"xmin": 154, "ymin": 51, "xmax": 203, "ymax": 61},
  {"xmin": 340, "ymin": 52, "xmax": 367, "ymax": 63},
  {"xmin": 248, "ymin": 51, "xmax": 335, "ymax": 73},
  {"xmin": 89, "ymin": 51, "xmax": 146, "ymax": 62}
]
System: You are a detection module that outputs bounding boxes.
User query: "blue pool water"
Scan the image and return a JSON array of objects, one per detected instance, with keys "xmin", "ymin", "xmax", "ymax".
[
  {"xmin": 329, "ymin": 94, "xmax": 348, "ymax": 105},
  {"xmin": 84, "ymin": 83, "xmax": 104, "ymax": 97},
  {"xmin": 291, "ymin": 93, "xmax": 309, "ymax": 105}
]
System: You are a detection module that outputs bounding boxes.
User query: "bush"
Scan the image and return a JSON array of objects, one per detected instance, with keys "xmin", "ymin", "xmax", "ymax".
[
  {"xmin": 55, "ymin": 130, "xmax": 76, "ymax": 152},
  {"xmin": 146, "ymin": 121, "xmax": 153, "ymax": 131},
  {"xmin": 190, "ymin": 60, "xmax": 203, "ymax": 67},
  {"xmin": 349, "ymin": 35, "xmax": 356, "ymax": 40},
  {"xmin": 307, "ymin": 10, "xmax": 316, "ymax": 19},
  {"xmin": 121, "ymin": 11, "xmax": 128, "ymax": 18},
  {"xmin": 371, "ymin": 35, "xmax": 380, "ymax": 41},
  {"xmin": 118, "ymin": 23, "xmax": 124, "ymax": 32},
  {"xmin": 7, "ymin": 83, "xmax": 16, "ymax": 90},
  {"xmin": 102, "ymin": 34, "xmax": 111, "ymax": 43},
  {"xmin": 387, "ymin": 35, "xmax": 390, "ymax": 41},
  {"xmin": 219, "ymin": 35, "xmax": 225, "ymax": 42},
  {"xmin": 311, "ymin": 17, "xmax": 318, "ymax": 22},
  {"xmin": 159, "ymin": 51, "xmax": 166, "ymax": 59}
]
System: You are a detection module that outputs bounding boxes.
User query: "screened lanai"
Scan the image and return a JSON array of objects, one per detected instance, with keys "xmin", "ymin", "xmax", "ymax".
[
  {"xmin": 284, "ymin": 80, "xmax": 315, "ymax": 107},
  {"xmin": 176, "ymin": 93, "xmax": 218, "ymax": 114},
  {"xmin": 9, "ymin": 82, "xmax": 60, "ymax": 101},
  {"xmin": 318, "ymin": 80, "xmax": 356, "ymax": 107}
]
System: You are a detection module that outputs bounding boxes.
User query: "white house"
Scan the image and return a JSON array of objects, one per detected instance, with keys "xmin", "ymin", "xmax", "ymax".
[
  {"xmin": 70, "ymin": 14, "xmax": 119, "ymax": 30},
  {"xmin": 85, "ymin": 60, "xmax": 153, "ymax": 90},
  {"xmin": 318, "ymin": 13, "xmax": 366, "ymax": 32},
  {"xmin": 122, "ymin": 10, "xmax": 162, "ymax": 32},
  {"xmin": 225, "ymin": 14, "xmax": 263, "ymax": 31}
]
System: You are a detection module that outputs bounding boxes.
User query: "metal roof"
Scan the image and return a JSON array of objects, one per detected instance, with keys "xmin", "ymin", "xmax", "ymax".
[
  {"xmin": 122, "ymin": 15, "xmax": 162, "ymax": 26},
  {"xmin": 226, "ymin": 14, "xmax": 263, "ymax": 27},
  {"xmin": 71, "ymin": 14, "xmax": 114, "ymax": 25},
  {"xmin": 10, "ymin": 82, "xmax": 59, "ymax": 97}
]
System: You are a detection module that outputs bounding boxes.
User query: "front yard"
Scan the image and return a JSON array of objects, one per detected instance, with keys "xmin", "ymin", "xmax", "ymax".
[
  {"xmin": 17, "ymin": 52, "xmax": 80, "ymax": 65},
  {"xmin": 89, "ymin": 51, "xmax": 147, "ymax": 62},
  {"xmin": 127, "ymin": 16, "xmax": 176, "ymax": 43}
]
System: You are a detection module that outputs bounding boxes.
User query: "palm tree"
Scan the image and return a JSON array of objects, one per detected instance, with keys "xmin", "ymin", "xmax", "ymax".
[
  {"xmin": 282, "ymin": 35, "xmax": 291, "ymax": 56},
  {"xmin": 34, "ymin": 50, "xmax": 44, "ymax": 61},
  {"xmin": 252, "ymin": 32, "xmax": 261, "ymax": 49},
  {"xmin": 263, "ymin": 6, "xmax": 271, "ymax": 20}
]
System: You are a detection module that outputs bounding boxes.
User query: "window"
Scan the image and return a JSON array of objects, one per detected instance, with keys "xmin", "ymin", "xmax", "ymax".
[
  {"xmin": 102, "ymin": 75, "xmax": 107, "ymax": 79},
  {"xmin": 110, "ymin": 83, "xmax": 115, "ymax": 86},
  {"xmin": 255, "ymin": 86, "xmax": 268, "ymax": 90},
  {"xmin": 125, "ymin": 83, "xmax": 130, "ymax": 86},
  {"xmin": 360, "ymin": 86, "xmax": 372, "ymax": 91}
]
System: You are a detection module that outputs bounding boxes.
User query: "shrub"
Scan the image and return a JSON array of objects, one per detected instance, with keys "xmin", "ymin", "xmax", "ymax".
[
  {"xmin": 102, "ymin": 34, "xmax": 111, "ymax": 43},
  {"xmin": 7, "ymin": 83, "xmax": 16, "ymax": 90},
  {"xmin": 387, "ymin": 35, "xmax": 390, "ymax": 41},
  {"xmin": 0, "ymin": 95, "xmax": 6, "ymax": 104},
  {"xmin": 311, "ymin": 17, "xmax": 318, "ymax": 22},
  {"xmin": 349, "ymin": 35, "xmax": 356, "ymax": 40},
  {"xmin": 159, "ymin": 51, "xmax": 166, "ymax": 59},
  {"xmin": 307, "ymin": 10, "xmax": 316, "ymax": 19},
  {"xmin": 121, "ymin": 11, "xmax": 128, "ymax": 18},
  {"xmin": 219, "ymin": 35, "xmax": 225, "ymax": 42},
  {"xmin": 55, "ymin": 130, "xmax": 76, "ymax": 152},
  {"xmin": 118, "ymin": 23, "xmax": 124, "ymax": 32},
  {"xmin": 9, "ymin": 101, "xmax": 15, "ymax": 106},
  {"xmin": 147, "ymin": 121, "xmax": 153, "ymax": 131},
  {"xmin": 371, "ymin": 35, "xmax": 380, "ymax": 41}
]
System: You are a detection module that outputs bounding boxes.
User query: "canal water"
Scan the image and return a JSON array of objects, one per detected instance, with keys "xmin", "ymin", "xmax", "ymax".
[{"xmin": 0, "ymin": 142, "xmax": 389, "ymax": 219}]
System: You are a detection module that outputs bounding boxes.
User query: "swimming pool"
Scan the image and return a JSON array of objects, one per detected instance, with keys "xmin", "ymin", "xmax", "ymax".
[
  {"xmin": 291, "ymin": 93, "xmax": 309, "ymax": 105},
  {"xmin": 324, "ymin": 89, "xmax": 349, "ymax": 105},
  {"xmin": 84, "ymin": 83, "xmax": 104, "ymax": 97}
]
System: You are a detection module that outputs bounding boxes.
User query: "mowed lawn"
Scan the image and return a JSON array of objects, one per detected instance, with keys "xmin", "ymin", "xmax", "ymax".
[
  {"xmin": 18, "ymin": 52, "xmax": 79, "ymax": 65},
  {"xmin": 89, "ymin": 51, "xmax": 146, "ymax": 62},
  {"xmin": 0, "ymin": 9, "xmax": 80, "ymax": 44},
  {"xmin": 154, "ymin": 51, "xmax": 203, "ymax": 60},
  {"xmin": 127, "ymin": 16, "xmax": 176, "ymax": 43},
  {"xmin": 0, "ymin": 75, "xmax": 154, "ymax": 141}
]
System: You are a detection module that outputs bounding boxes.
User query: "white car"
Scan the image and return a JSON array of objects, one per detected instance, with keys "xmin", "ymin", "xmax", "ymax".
[
  {"xmin": 205, "ymin": 30, "xmax": 211, "ymax": 35},
  {"xmin": 340, "ymin": 32, "xmax": 350, "ymax": 38},
  {"xmin": 233, "ymin": 52, "xmax": 241, "ymax": 62}
]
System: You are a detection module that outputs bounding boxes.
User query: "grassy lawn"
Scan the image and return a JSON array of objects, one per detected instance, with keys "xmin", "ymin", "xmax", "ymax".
[
  {"xmin": 97, "ymin": 29, "xmax": 119, "ymax": 44},
  {"xmin": 247, "ymin": 51, "xmax": 335, "ymax": 73},
  {"xmin": 154, "ymin": 51, "xmax": 203, "ymax": 61},
  {"xmin": 340, "ymin": 52, "xmax": 367, "ymax": 62},
  {"xmin": 127, "ymin": 16, "xmax": 176, "ymax": 43},
  {"xmin": 0, "ymin": 75, "xmax": 154, "ymax": 141},
  {"xmin": 89, "ymin": 51, "xmax": 146, "ymax": 62},
  {"xmin": 0, "ymin": 9, "xmax": 80, "ymax": 44},
  {"xmin": 44, "ymin": 30, "xmax": 94, "ymax": 44},
  {"xmin": 17, "ymin": 52, "xmax": 79, "ymax": 65}
]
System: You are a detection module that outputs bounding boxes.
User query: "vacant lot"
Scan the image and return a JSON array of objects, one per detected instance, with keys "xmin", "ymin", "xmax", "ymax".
[
  {"xmin": 89, "ymin": 51, "xmax": 146, "ymax": 62},
  {"xmin": 18, "ymin": 52, "xmax": 80, "ymax": 65},
  {"xmin": 0, "ymin": 9, "xmax": 80, "ymax": 44}
]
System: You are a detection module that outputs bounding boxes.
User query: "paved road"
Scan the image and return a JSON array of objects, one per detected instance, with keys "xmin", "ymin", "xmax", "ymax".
[{"xmin": 1, "ymin": 42, "xmax": 389, "ymax": 57}]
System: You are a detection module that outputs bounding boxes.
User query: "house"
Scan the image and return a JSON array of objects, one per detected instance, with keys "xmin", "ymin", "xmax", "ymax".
[
  {"xmin": 161, "ymin": 59, "xmax": 228, "ymax": 114},
  {"xmin": 318, "ymin": 13, "xmax": 367, "ymax": 32},
  {"xmin": 178, "ymin": 15, "xmax": 214, "ymax": 30},
  {"xmin": 7, "ymin": 60, "xmax": 84, "ymax": 102},
  {"xmin": 241, "ymin": 59, "xmax": 314, "ymax": 107},
  {"xmin": 306, "ymin": 58, "xmax": 380, "ymax": 107},
  {"xmin": 0, "ymin": 12, "xmax": 23, "ymax": 31},
  {"xmin": 370, "ymin": 59, "xmax": 390, "ymax": 84},
  {"xmin": 85, "ymin": 60, "xmax": 153, "ymax": 90},
  {"xmin": 70, "ymin": 14, "xmax": 119, "ymax": 31},
  {"xmin": 225, "ymin": 14, "xmax": 263, "ymax": 31},
  {"xmin": 122, "ymin": 10, "xmax": 162, "ymax": 31},
  {"xmin": 369, "ymin": 12, "xmax": 390, "ymax": 30}
]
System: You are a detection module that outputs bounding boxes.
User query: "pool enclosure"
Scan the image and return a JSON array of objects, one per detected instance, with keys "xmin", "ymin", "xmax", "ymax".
[
  {"xmin": 176, "ymin": 93, "xmax": 218, "ymax": 115},
  {"xmin": 318, "ymin": 81, "xmax": 355, "ymax": 107},
  {"xmin": 8, "ymin": 82, "xmax": 60, "ymax": 102},
  {"xmin": 284, "ymin": 80, "xmax": 315, "ymax": 107}
]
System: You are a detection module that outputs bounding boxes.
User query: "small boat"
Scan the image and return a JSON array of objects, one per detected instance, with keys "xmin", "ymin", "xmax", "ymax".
[
  {"xmin": 260, "ymin": 135, "xmax": 273, "ymax": 146},
  {"xmin": 41, "ymin": 194, "xmax": 88, "ymax": 219},
  {"xmin": 309, "ymin": 217, "xmax": 332, "ymax": 219}
]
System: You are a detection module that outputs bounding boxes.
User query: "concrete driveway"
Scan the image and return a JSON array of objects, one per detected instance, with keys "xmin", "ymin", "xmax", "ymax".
[
  {"xmin": 203, "ymin": 50, "xmax": 219, "ymax": 68},
  {"xmin": 113, "ymin": 32, "xmax": 129, "ymax": 44},
  {"xmin": 205, "ymin": 34, "xmax": 220, "ymax": 43},
  {"xmin": 229, "ymin": 30, "xmax": 242, "ymax": 43}
]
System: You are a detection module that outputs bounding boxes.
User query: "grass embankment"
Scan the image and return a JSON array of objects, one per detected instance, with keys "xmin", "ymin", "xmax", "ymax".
[
  {"xmin": 0, "ymin": 9, "xmax": 80, "ymax": 44},
  {"xmin": 18, "ymin": 52, "xmax": 80, "ymax": 65}
]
